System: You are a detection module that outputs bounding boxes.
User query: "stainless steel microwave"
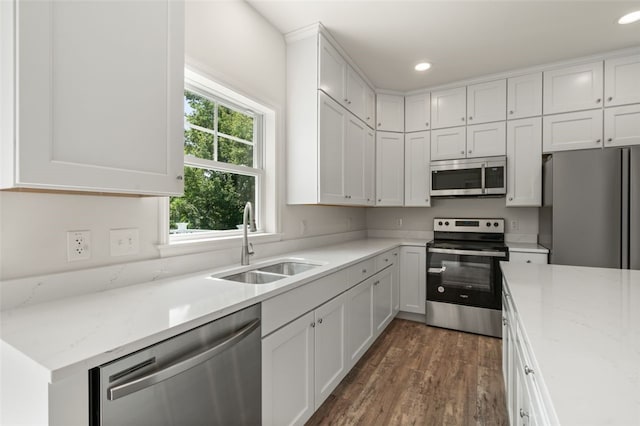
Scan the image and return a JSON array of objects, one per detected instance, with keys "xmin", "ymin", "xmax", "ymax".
[{"xmin": 430, "ymin": 156, "xmax": 506, "ymax": 197}]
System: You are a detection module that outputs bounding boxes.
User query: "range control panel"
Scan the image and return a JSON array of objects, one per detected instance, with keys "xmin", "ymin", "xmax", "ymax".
[{"xmin": 433, "ymin": 218, "xmax": 504, "ymax": 233}]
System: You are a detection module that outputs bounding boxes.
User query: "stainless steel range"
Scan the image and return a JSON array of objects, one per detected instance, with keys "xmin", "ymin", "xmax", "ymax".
[{"xmin": 426, "ymin": 218, "xmax": 508, "ymax": 338}]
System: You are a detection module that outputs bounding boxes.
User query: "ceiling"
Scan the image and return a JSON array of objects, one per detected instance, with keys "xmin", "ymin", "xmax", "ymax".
[{"xmin": 247, "ymin": 0, "xmax": 640, "ymax": 92}]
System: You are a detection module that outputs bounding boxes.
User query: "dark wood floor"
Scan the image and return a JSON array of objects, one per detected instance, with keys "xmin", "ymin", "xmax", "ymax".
[{"xmin": 306, "ymin": 319, "xmax": 508, "ymax": 426}]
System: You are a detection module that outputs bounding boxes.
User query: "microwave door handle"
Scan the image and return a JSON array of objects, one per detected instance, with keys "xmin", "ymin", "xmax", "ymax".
[{"xmin": 481, "ymin": 162, "xmax": 486, "ymax": 194}]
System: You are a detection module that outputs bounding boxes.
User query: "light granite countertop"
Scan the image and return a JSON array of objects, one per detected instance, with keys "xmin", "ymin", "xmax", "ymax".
[
  {"xmin": 501, "ymin": 262, "xmax": 640, "ymax": 425},
  {"xmin": 505, "ymin": 242, "xmax": 549, "ymax": 253},
  {"xmin": 0, "ymin": 238, "xmax": 426, "ymax": 383}
]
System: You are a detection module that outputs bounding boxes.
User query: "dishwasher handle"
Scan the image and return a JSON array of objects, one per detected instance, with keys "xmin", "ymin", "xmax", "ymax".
[{"xmin": 107, "ymin": 318, "xmax": 260, "ymax": 401}]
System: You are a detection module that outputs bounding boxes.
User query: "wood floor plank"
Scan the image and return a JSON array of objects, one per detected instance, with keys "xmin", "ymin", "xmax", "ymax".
[{"xmin": 306, "ymin": 319, "xmax": 508, "ymax": 426}]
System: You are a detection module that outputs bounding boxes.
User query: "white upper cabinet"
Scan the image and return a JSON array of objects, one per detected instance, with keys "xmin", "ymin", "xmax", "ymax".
[
  {"xmin": 376, "ymin": 132, "xmax": 404, "ymax": 206},
  {"xmin": 345, "ymin": 122, "xmax": 375, "ymax": 205},
  {"xmin": 604, "ymin": 54, "xmax": 640, "ymax": 107},
  {"xmin": 431, "ymin": 86, "xmax": 467, "ymax": 129},
  {"xmin": 543, "ymin": 62, "xmax": 604, "ymax": 114},
  {"xmin": 376, "ymin": 94, "xmax": 405, "ymax": 132},
  {"xmin": 405, "ymin": 93, "xmax": 431, "ymax": 132},
  {"xmin": 506, "ymin": 118, "xmax": 542, "ymax": 207},
  {"xmin": 318, "ymin": 34, "xmax": 347, "ymax": 105},
  {"xmin": 431, "ymin": 127, "xmax": 466, "ymax": 161},
  {"xmin": 404, "ymin": 131, "xmax": 431, "ymax": 207},
  {"xmin": 1, "ymin": 0, "xmax": 184, "ymax": 195},
  {"xmin": 543, "ymin": 109, "xmax": 603, "ymax": 152},
  {"xmin": 604, "ymin": 104, "xmax": 640, "ymax": 148},
  {"xmin": 507, "ymin": 73, "xmax": 543, "ymax": 119},
  {"xmin": 466, "ymin": 122, "xmax": 506, "ymax": 158},
  {"xmin": 346, "ymin": 67, "xmax": 368, "ymax": 123},
  {"xmin": 318, "ymin": 93, "xmax": 348, "ymax": 204},
  {"xmin": 365, "ymin": 87, "xmax": 376, "ymax": 128},
  {"xmin": 467, "ymin": 79, "xmax": 507, "ymax": 124}
]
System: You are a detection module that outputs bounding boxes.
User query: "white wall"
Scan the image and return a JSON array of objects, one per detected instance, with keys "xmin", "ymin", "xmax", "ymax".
[
  {"xmin": 0, "ymin": 0, "xmax": 366, "ymax": 280},
  {"xmin": 366, "ymin": 198, "xmax": 538, "ymax": 239}
]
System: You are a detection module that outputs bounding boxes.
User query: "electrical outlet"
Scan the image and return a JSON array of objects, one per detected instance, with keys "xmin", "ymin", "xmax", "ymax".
[
  {"xmin": 510, "ymin": 220, "xmax": 519, "ymax": 231},
  {"xmin": 110, "ymin": 228, "xmax": 140, "ymax": 257},
  {"xmin": 397, "ymin": 218, "xmax": 403, "ymax": 228},
  {"xmin": 67, "ymin": 230, "xmax": 91, "ymax": 261}
]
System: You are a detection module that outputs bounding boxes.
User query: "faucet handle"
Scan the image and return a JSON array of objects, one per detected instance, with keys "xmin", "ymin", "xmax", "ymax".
[{"xmin": 248, "ymin": 242, "xmax": 254, "ymax": 256}]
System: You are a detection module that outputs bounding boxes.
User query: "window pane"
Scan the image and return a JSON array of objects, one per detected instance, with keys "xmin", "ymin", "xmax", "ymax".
[
  {"xmin": 169, "ymin": 167, "xmax": 256, "ymax": 232},
  {"xmin": 218, "ymin": 105, "xmax": 253, "ymax": 141},
  {"xmin": 218, "ymin": 137, "xmax": 253, "ymax": 167},
  {"xmin": 184, "ymin": 128, "xmax": 214, "ymax": 160},
  {"xmin": 184, "ymin": 91, "xmax": 214, "ymax": 130}
]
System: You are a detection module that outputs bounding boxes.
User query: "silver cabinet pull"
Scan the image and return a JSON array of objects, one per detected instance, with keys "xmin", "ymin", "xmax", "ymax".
[
  {"xmin": 460, "ymin": 150, "xmax": 465, "ymax": 154},
  {"xmin": 607, "ymin": 138, "xmax": 613, "ymax": 142},
  {"xmin": 107, "ymin": 319, "xmax": 260, "ymax": 401},
  {"xmin": 461, "ymin": 117, "xmax": 465, "ymax": 121},
  {"xmin": 502, "ymin": 318, "xmax": 507, "ymax": 325},
  {"xmin": 524, "ymin": 365, "xmax": 534, "ymax": 375},
  {"xmin": 469, "ymin": 116, "xmax": 473, "ymax": 120},
  {"xmin": 596, "ymin": 98, "xmax": 602, "ymax": 103},
  {"xmin": 520, "ymin": 408, "xmax": 529, "ymax": 419},
  {"xmin": 362, "ymin": 269, "xmax": 367, "ymax": 274},
  {"xmin": 343, "ymin": 98, "xmax": 348, "ymax": 102},
  {"xmin": 509, "ymin": 110, "xmax": 514, "ymax": 115},
  {"xmin": 374, "ymin": 280, "xmax": 380, "ymax": 286},
  {"xmin": 378, "ymin": 123, "xmax": 382, "ymax": 126},
  {"xmin": 526, "ymin": 260, "xmax": 532, "ymax": 263},
  {"xmin": 176, "ymin": 175, "xmax": 183, "ymax": 181},
  {"xmin": 468, "ymin": 150, "xmax": 472, "ymax": 154},
  {"xmin": 607, "ymin": 97, "xmax": 613, "ymax": 102},
  {"xmin": 508, "ymin": 197, "xmax": 513, "ymax": 201},
  {"xmin": 596, "ymin": 139, "xmax": 601, "ymax": 143},
  {"xmin": 425, "ymin": 122, "xmax": 429, "ymax": 127},
  {"xmin": 311, "ymin": 322, "xmax": 316, "ymax": 328},
  {"xmin": 318, "ymin": 318, "xmax": 323, "ymax": 324}
]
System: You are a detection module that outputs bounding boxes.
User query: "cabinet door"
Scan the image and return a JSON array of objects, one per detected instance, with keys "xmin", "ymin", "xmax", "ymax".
[
  {"xmin": 376, "ymin": 132, "xmax": 404, "ymax": 206},
  {"xmin": 399, "ymin": 246, "xmax": 426, "ymax": 314},
  {"xmin": 373, "ymin": 269, "xmax": 394, "ymax": 337},
  {"xmin": 346, "ymin": 66, "xmax": 368, "ymax": 123},
  {"xmin": 314, "ymin": 292, "xmax": 348, "ymax": 409},
  {"xmin": 364, "ymin": 130, "xmax": 376, "ymax": 205},
  {"xmin": 604, "ymin": 54, "xmax": 640, "ymax": 107},
  {"xmin": 318, "ymin": 34, "xmax": 346, "ymax": 106},
  {"xmin": 506, "ymin": 118, "xmax": 542, "ymax": 206},
  {"xmin": 543, "ymin": 62, "xmax": 603, "ymax": 114},
  {"xmin": 13, "ymin": 0, "xmax": 184, "ymax": 195},
  {"xmin": 391, "ymin": 257, "xmax": 400, "ymax": 315},
  {"xmin": 405, "ymin": 93, "xmax": 431, "ymax": 132},
  {"xmin": 467, "ymin": 79, "xmax": 507, "ymax": 124},
  {"xmin": 365, "ymin": 87, "xmax": 376, "ymax": 128},
  {"xmin": 508, "ymin": 73, "xmax": 543, "ymax": 119},
  {"xmin": 344, "ymin": 113, "xmax": 373, "ymax": 205},
  {"xmin": 404, "ymin": 131, "xmax": 431, "ymax": 207},
  {"xmin": 542, "ymin": 110, "xmax": 603, "ymax": 152},
  {"xmin": 376, "ymin": 94, "xmax": 404, "ymax": 132},
  {"xmin": 318, "ymin": 92, "xmax": 347, "ymax": 204},
  {"xmin": 604, "ymin": 104, "xmax": 640, "ymax": 148},
  {"xmin": 346, "ymin": 278, "xmax": 374, "ymax": 368},
  {"xmin": 509, "ymin": 252, "xmax": 548, "ymax": 264},
  {"xmin": 262, "ymin": 311, "xmax": 315, "ymax": 426},
  {"xmin": 430, "ymin": 127, "xmax": 466, "ymax": 161},
  {"xmin": 431, "ymin": 86, "xmax": 467, "ymax": 129},
  {"xmin": 466, "ymin": 122, "xmax": 506, "ymax": 158}
]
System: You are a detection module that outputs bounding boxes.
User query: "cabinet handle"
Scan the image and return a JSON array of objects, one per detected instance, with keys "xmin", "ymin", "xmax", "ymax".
[
  {"xmin": 425, "ymin": 198, "xmax": 429, "ymax": 202},
  {"xmin": 374, "ymin": 280, "xmax": 380, "ymax": 286},
  {"xmin": 425, "ymin": 122, "xmax": 429, "ymax": 127},
  {"xmin": 469, "ymin": 116, "xmax": 473, "ymax": 120},
  {"xmin": 348, "ymin": 101, "xmax": 352, "ymax": 105},
  {"xmin": 461, "ymin": 117, "xmax": 465, "ymax": 121},
  {"xmin": 344, "ymin": 195, "xmax": 349, "ymax": 198},
  {"xmin": 394, "ymin": 253, "xmax": 398, "ymax": 256},
  {"xmin": 384, "ymin": 258, "xmax": 389, "ymax": 262},
  {"xmin": 509, "ymin": 110, "xmax": 514, "ymax": 115},
  {"xmin": 520, "ymin": 409, "xmax": 529, "ymax": 419},
  {"xmin": 362, "ymin": 269, "xmax": 367, "ymax": 274},
  {"xmin": 508, "ymin": 197, "xmax": 513, "ymax": 201},
  {"xmin": 596, "ymin": 98, "xmax": 602, "ymax": 103},
  {"xmin": 607, "ymin": 96, "xmax": 613, "ymax": 102},
  {"xmin": 596, "ymin": 139, "xmax": 601, "ymax": 143},
  {"xmin": 524, "ymin": 365, "xmax": 534, "ymax": 375},
  {"xmin": 311, "ymin": 322, "xmax": 316, "ymax": 328},
  {"xmin": 378, "ymin": 199, "xmax": 382, "ymax": 202},
  {"xmin": 318, "ymin": 318, "xmax": 323, "ymax": 324},
  {"xmin": 367, "ymin": 116, "xmax": 371, "ymax": 120},
  {"xmin": 502, "ymin": 318, "xmax": 507, "ymax": 325},
  {"xmin": 176, "ymin": 175, "xmax": 183, "ymax": 181},
  {"xmin": 378, "ymin": 122, "xmax": 382, "ymax": 126},
  {"xmin": 367, "ymin": 198, "xmax": 371, "ymax": 202},
  {"xmin": 344, "ymin": 98, "xmax": 348, "ymax": 102},
  {"xmin": 607, "ymin": 138, "xmax": 613, "ymax": 143},
  {"xmin": 460, "ymin": 150, "xmax": 465, "ymax": 154},
  {"xmin": 468, "ymin": 150, "xmax": 472, "ymax": 154},
  {"xmin": 526, "ymin": 260, "xmax": 532, "ymax": 263}
]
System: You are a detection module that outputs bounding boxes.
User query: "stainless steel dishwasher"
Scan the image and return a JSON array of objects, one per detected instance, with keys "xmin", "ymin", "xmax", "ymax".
[{"xmin": 90, "ymin": 304, "xmax": 261, "ymax": 426}]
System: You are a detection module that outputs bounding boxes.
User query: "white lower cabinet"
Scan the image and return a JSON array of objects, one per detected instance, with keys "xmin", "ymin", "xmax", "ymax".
[
  {"xmin": 509, "ymin": 251, "xmax": 548, "ymax": 264},
  {"xmin": 542, "ymin": 109, "xmax": 603, "ymax": 152},
  {"xmin": 399, "ymin": 246, "xmax": 426, "ymax": 314},
  {"xmin": 262, "ymin": 311, "xmax": 315, "ymax": 426},
  {"xmin": 262, "ymin": 292, "xmax": 349, "ymax": 426},
  {"xmin": 604, "ymin": 104, "xmax": 640, "ymax": 148},
  {"xmin": 346, "ymin": 277, "xmax": 374, "ymax": 367},
  {"xmin": 373, "ymin": 267, "xmax": 394, "ymax": 335}
]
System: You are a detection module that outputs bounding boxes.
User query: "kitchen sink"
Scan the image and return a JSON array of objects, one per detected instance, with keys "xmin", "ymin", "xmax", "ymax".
[
  {"xmin": 216, "ymin": 260, "xmax": 321, "ymax": 284},
  {"xmin": 257, "ymin": 262, "xmax": 318, "ymax": 276},
  {"xmin": 221, "ymin": 270, "xmax": 285, "ymax": 284}
]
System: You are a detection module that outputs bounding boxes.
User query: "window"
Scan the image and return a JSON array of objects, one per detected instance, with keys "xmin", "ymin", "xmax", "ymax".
[{"xmin": 169, "ymin": 77, "xmax": 264, "ymax": 238}]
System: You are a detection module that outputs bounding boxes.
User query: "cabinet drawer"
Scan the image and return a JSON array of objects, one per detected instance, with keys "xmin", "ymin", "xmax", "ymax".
[
  {"xmin": 262, "ymin": 268, "xmax": 349, "ymax": 336},
  {"xmin": 509, "ymin": 252, "xmax": 547, "ymax": 264},
  {"xmin": 375, "ymin": 249, "xmax": 397, "ymax": 272},
  {"xmin": 348, "ymin": 258, "xmax": 376, "ymax": 284}
]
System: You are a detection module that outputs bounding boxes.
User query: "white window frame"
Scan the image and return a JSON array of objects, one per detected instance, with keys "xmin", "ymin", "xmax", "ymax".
[{"xmin": 158, "ymin": 68, "xmax": 280, "ymax": 256}]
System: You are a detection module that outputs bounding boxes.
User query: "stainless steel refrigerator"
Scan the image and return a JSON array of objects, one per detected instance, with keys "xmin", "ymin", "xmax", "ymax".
[{"xmin": 538, "ymin": 147, "xmax": 640, "ymax": 269}]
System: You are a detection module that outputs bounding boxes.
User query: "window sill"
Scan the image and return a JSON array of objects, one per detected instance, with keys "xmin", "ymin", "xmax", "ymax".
[{"xmin": 157, "ymin": 232, "xmax": 283, "ymax": 258}]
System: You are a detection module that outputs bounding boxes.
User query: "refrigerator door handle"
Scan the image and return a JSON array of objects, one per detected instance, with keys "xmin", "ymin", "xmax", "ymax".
[{"xmin": 621, "ymin": 148, "xmax": 630, "ymax": 269}]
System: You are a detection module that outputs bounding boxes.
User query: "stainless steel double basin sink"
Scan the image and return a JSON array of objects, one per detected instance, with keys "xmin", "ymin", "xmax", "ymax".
[{"xmin": 214, "ymin": 260, "xmax": 321, "ymax": 284}]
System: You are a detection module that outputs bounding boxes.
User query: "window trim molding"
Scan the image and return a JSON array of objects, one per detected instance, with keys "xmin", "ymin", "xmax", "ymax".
[{"xmin": 158, "ymin": 68, "xmax": 278, "ymax": 250}]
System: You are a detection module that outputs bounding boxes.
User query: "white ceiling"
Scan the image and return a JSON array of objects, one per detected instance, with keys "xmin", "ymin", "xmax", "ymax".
[{"xmin": 247, "ymin": 0, "xmax": 640, "ymax": 92}]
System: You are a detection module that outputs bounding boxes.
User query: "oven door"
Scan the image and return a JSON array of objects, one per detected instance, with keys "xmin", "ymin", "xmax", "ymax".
[{"xmin": 426, "ymin": 248, "xmax": 505, "ymax": 310}]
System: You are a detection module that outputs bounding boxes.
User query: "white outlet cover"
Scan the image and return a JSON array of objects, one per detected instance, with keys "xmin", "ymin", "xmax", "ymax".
[
  {"xmin": 67, "ymin": 230, "xmax": 91, "ymax": 261},
  {"xmin": 110, "ymin": 228, "xmax": 140, "ymax": 257}
]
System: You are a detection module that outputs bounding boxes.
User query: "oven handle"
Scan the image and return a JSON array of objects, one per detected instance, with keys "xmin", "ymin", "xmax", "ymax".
[
  {"xmin": 428, "ymin": 267, "xmax": 446, "ymax": 274},
  {"xmin": 428, "ymin": 248, "xmax": 507, "ymax": 258}
]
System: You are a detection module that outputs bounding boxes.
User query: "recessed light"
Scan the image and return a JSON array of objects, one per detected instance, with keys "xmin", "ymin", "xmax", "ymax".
[
  {"xmin": 618, "ymin": 10, "xmax": 640, "ymax": 24},
  {"xmin": 414, "ymin": 62, "xmax": 431, "ymax": 72}
]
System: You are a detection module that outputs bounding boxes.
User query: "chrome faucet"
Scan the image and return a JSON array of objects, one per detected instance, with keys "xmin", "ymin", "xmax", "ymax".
[{"xmin": 241, "ymin": 202, "xmax": 257, "ymax": 265}]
